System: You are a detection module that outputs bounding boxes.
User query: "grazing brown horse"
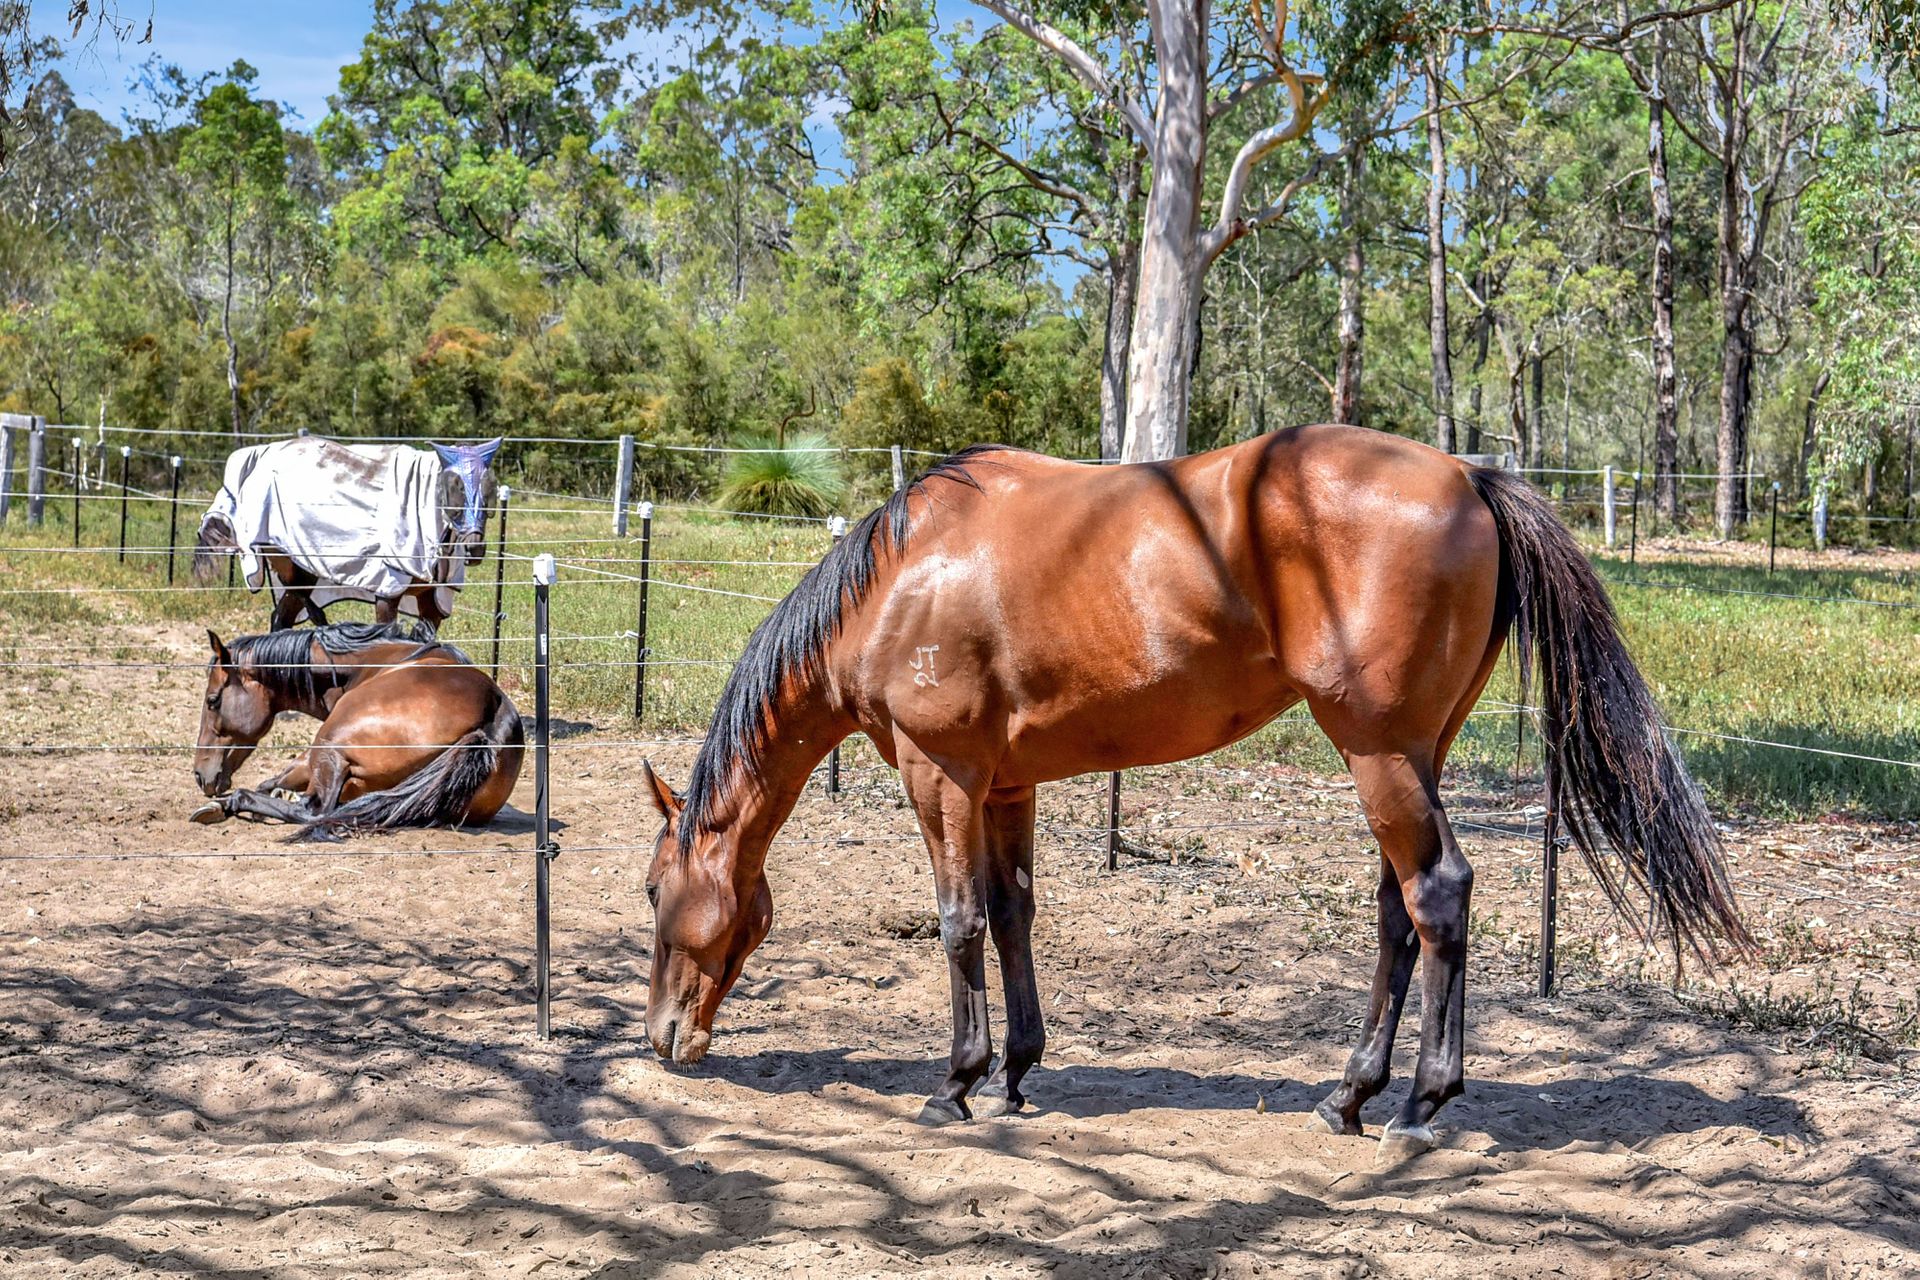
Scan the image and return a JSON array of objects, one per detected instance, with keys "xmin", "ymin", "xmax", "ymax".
[
  {"xmin": 640, "ymin": 425, "xmax": 1748, "ymax": 1154},
  {"xmin": 191, "ymin": 620, "xmax": 524, "ymax": 838}
]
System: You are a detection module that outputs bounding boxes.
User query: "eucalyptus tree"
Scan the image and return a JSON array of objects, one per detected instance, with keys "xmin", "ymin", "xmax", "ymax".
[
  {"xmin": 969, "ymin": 0, "xmax": 1443, "ymax": 459},
  {"xmin": 1665, "ymin": 1, "xmax": 1853, "ymax": 533},
  {"xmin": 319, "ymin": 0, "xmax": 632, "ymax": 266},
  {"xmin": 1803, "ymin": 91, "xmax": 1920, "ymax": 512},
  {"xmin": 178, "ymin": 67, "xmax": 316, "ymax": 438}
]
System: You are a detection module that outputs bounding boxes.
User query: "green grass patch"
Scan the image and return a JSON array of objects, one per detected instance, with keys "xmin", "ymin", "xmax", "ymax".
[{"xmin": 2, "ymin": 493, "xmax": 1915, "ymax": 819}]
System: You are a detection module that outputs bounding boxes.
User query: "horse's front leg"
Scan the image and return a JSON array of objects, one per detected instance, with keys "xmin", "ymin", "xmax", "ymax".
[
  {"xmin": 975, "ymin": 787, "xmax": 1045, "ymax": 1118},
  {"xmin": 899, "ymin": 747, "xmax": 994, "ymax": 1126},
  {"xmin": 270, "ymin": 578, "xmax": 305, "ymax": 631},
  {"xmin": 190, "ymin": 748, "xmax": 349, "ymax": 826},
  {"xmin": 373, "ymin": 595, "xmax": 400, "ymax": 625}
]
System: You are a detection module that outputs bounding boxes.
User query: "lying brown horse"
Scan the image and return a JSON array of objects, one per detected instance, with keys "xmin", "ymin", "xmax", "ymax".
[
  {"xmin": 191, "ymin": 620, "xmax": 524, "ymax": 837},
  {"xmin": 640, "ymin": 425, "xmax": 1748, "ymax": 1154}
]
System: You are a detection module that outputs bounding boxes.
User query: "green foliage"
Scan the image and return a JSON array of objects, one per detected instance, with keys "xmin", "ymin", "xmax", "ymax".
[
  {"xmin": 0, "ymin": 0, "xmax": 1905, "ymax": 519},
  {"xmin": 715, "ymin": 433, "xmax": 849, "ymax": 516},
  {"xmin": 1804, "ymin": 95, "xmax": 1920, "ymax": 492}
]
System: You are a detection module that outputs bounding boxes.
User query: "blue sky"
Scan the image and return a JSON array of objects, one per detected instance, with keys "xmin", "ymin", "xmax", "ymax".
[
  {"xmin": 33, "ymin": 0, "xmax": 995, "ymax": 130},
  {"xmin": 34, "ymin": 1, "xmax": 373, "ymax": 126}
]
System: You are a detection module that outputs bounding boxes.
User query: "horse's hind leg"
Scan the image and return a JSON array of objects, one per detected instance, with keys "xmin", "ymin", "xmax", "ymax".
[
  {"xmin": 898, "ymin": 744, "xmax": 995, "ymax": 1126},
  {"xmin": 1311, "ymin": 852, "xmax": 1420, "ymax": 1136},
  {"xmin": 1342, "ymin": 751, "xmax": 1472, "ymax": 1155},
  {"xmin": 259, "ymin": 760, "xmax": 312, "ymax": 797},
  {"xmin": 976, "ymin": 787, "xmax": 1044, "ymax": 1118}
]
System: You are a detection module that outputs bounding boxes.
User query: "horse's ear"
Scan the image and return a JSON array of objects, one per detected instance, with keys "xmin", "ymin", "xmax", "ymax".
[
  {"xmin": 641, "ymin": 760, "xmax": 682, "ymax": 819},
  {"xmin": 473, "ymin": 436, "xmax": 503, "ymax": 467},
  {"xmin": 206, "ymin": 629, "xmax": 231, "ymax": 665},
  {"xmin": 430, "ymin": 442, "xmax": 458, "ymax": 467}
]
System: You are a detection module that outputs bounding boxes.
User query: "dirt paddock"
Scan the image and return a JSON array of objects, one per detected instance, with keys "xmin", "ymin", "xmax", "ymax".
[{"xmin": 3, "ymin": 624, "xmax": 1919, "ymax": 1277}]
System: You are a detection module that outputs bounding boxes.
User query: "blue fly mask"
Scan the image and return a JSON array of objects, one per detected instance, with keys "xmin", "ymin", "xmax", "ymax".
[{"xmin": 433, "ymin": 438, "xmax": 503, "ymax": 565}]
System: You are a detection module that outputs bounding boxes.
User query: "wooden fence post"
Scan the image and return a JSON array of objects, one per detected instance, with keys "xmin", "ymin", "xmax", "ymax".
[
  {"xmin": 613, "ymin": 433, "xmax": 635, "ymax": 537},
  {"xmin": 0, "ymin": 413, "xmax": 21, "ymax": 523}
]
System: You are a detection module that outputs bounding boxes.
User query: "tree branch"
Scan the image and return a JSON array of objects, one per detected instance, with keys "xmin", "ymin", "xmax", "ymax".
[{"xmin": 968, "ymin": 0, "xmax": 1155, "ymax": 161}]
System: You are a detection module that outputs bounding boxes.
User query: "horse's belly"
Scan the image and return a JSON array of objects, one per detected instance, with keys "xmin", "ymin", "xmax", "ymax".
[{"xmin": 993, "ymin": 648, "xmax": 1299, "ymax": 787}]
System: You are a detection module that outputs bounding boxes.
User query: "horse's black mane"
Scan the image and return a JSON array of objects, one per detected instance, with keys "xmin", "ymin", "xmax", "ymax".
[
  {"xmin": 678, "ymin": 445, "xmax": 1013, "ymax": 844},
  {"xmin": 226, "ymin": 620, "xmax": 469, "ymax": 706}
]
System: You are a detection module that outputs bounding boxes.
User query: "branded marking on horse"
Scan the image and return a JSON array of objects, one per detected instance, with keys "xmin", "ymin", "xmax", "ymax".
[{"xmin": 909, "ymin": 644, "xmax": 942, "ymax": 688}]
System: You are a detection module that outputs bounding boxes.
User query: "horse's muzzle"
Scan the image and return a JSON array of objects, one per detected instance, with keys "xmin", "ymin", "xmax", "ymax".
[{"xmin": 195, "ymin": 762, "xmax": 231, "ymax": 797}]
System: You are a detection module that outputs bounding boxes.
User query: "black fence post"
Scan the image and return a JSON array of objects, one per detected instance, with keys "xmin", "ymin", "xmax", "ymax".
[
  {"xmin": 1538, "ymin": 767, "xmax": 1563, "ymax": 998},
  {"xmin": 1768, "ymin": 482, "xmax": 1781, "ymax": 575},
  {"xmin": 117, "ymin": 446, "xmax": 131, "ymax": 562},
  {"xmin": 633, "ymin": 501, "xmax": 653, "ymax": 720},
  {"xmin": 826, "ymin": 514, "xmax": 847, "ymax": 799},
  {"xmin": 490, "ymin": 486, "xmax": 511, "ymax": 681},
  {"xmin": 165, "ymin": 457, "xmax": 183, "ymax": 584},
  {"xmin": 1627, "ymin": 471, "xmax": 1640, "ymax": 569},
  {"xmin": 70, "ymin": 436, "xmax": 82, "ymax": 548},
  {"xmin": 1105, "ymin": 771, "xmax": 1122, "ymax": 871},
  {"xmin": 533, "ymin": 552, "xmax": 558, "ymax": 1041}
]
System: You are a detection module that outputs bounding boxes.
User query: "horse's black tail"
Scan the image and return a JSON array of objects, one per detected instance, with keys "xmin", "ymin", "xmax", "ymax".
[
  {"xmin": 296, "ymin": 694, "xmax": 524, "ymax": 842},
  {"xmin": 1466, "ymin": 466, "xmax": 1751, "ymax": 961},
  {"xmin": 193, "ymin": 515, "xmax": 236, "ymax": 584}
]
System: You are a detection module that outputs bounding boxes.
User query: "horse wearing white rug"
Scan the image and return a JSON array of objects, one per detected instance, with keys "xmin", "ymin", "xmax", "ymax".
[{"xmin": 195, "ymin": 437, "xmax": 501, "ymax": 630}]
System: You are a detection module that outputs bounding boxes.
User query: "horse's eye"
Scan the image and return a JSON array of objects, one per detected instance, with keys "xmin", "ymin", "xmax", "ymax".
[
  {"xmin": 206, "ymin": 692, "xmax": 221, "ymax": 710},
  {"xmin": 646, "ymin": 881, "xmax": 660, "ymax": 908}
]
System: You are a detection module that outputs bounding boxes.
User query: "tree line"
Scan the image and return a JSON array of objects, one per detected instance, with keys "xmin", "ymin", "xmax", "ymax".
[{"xmin": 0, "ymin": 0, "xmax": 1914, "ymax": 528}]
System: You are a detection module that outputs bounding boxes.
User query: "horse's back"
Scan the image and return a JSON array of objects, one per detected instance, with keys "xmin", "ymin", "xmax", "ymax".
[{"xmin": 853, "ymin": 428, "xmax": 1503, "ymax": 783}]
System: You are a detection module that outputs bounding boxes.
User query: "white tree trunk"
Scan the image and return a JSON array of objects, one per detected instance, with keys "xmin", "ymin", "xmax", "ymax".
[
  {"xmin": 1425, "ymin": 53, "xmax": 1454, "ymax": 453},
  {"xmin": 1332, "ymin": 121, "xmax": 1366, "ymax": 426},
  {"xmin": 1120, "ymin": 0, "xmax": 1209, "ymax": 463}
]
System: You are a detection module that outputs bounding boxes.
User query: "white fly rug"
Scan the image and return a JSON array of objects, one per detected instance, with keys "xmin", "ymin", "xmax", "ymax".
[{"xmin": 201, "ymin": 438, "xmax": 464, "ymax": 617}]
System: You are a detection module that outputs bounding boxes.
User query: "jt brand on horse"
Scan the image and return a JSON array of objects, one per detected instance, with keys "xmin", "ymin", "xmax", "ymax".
[
  {"xmin": 192, "ymin": 620, "xmax": 524, "ymax": 839},
  {"xmin": 639, "ymin": 425, "xmax": 1748, "ymax": 1154},
  {"xmin": 194, "ymin": 436, "xmax": 502, "ymax": 630}
]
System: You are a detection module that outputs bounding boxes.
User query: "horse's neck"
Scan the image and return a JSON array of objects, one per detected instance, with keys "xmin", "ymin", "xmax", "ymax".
[{"xmin": 703, "ymin": 669, "xmax": 854, "ymax": 877}]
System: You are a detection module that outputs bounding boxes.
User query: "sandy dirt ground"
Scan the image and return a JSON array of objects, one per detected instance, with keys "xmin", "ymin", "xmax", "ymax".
[{"xmin": 3, "ymin": 622, "xmax": 1919, "ymax": 1278}]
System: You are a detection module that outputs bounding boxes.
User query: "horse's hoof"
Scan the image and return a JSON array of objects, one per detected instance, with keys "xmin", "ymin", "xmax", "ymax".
[
  {"xmin": 973, "ymin": 1092, "xmax": 1025, "ymax": 1119},
  {"xmin": 915, "ymin": 1097, "xmax": 970, "ymax": 1127},
  {"xmin": 1377, "ymin": 1119, "xmax": 1437, "ymax": 1164},
  {"xmin": 189, "ymin": 802, "xmax": 229, "ymax": 825},
  {"xmin": 1307, "ymin": 1103, "xmax": 1363, "ymax": 1137}
]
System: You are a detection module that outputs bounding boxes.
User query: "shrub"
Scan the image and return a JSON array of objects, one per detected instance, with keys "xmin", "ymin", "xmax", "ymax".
[{"xmin": 715, "ymin": 432, "xmax": 847, "ymax": 517}]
